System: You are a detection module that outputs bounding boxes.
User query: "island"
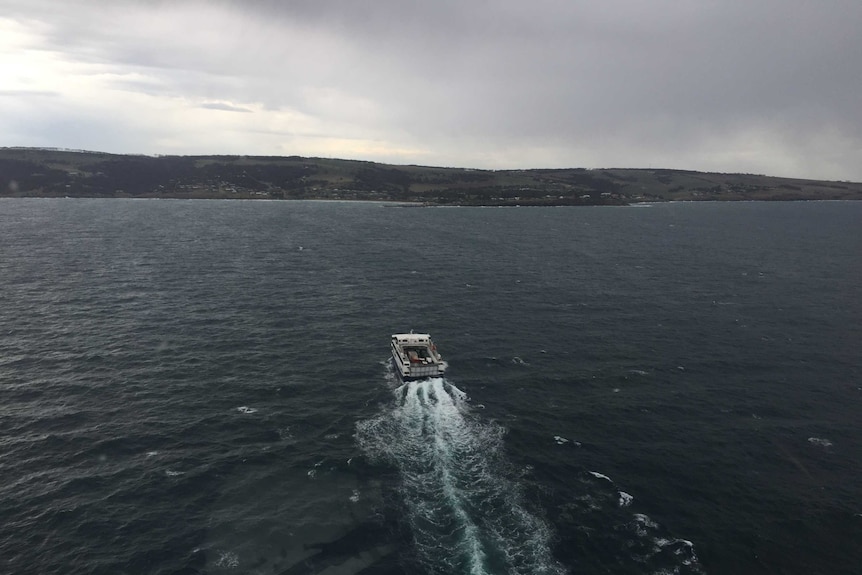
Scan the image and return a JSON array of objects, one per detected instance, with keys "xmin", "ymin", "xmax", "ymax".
[{"xmin": 2, "ymin": 147, "xmax": 861, "ymax": 205}]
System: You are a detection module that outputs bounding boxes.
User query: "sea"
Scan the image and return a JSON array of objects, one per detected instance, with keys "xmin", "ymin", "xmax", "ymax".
[{"xmin": 1, "ymin": 198, "xmax": 860, "ymax": 575}]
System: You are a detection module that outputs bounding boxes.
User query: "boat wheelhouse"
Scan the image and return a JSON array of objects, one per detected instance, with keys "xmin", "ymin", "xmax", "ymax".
[{"xmin": 390, "ymin": 333, "xmax": 446, "ymax": 381}]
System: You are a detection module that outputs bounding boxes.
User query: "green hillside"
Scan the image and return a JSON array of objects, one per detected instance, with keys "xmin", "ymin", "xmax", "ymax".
[{"xmin": 2, "ymin": 147, "xmax": 860, "ymax": 205}]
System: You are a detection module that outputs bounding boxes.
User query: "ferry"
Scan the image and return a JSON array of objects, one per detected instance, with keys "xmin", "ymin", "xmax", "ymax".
[{"xmin": 390, "ymin": 333, "xmax": 447, "ymax": 381}]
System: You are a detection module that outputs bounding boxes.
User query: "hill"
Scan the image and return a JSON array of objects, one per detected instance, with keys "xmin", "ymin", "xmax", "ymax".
[{"xmin": 2, "ymin": 147, "xmax": 861, "ymax": 205}]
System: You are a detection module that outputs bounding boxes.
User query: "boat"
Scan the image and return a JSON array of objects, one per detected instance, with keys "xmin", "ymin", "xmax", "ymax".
[{"xmin": 390, "ymin": 333, "xmax": 447, "ymax": 381}]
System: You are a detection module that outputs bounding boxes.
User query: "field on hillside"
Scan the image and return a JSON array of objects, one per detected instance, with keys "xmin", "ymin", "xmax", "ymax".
[{"xmin": 2, "ymin": 148, "xmax": 861, "ymax": 204}]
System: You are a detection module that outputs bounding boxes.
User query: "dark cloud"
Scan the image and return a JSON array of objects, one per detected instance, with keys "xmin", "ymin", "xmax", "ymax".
[
  {"xmin": 2, "ymin": 0, "xmax": 861, "ymax": 179},
  {"xmin": 199, "ymin": 102, "xmax": 253, "ymax": 113}
]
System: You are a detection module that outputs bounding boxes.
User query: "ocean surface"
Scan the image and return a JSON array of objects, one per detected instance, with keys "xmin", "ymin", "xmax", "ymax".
[{"xmin": 1, "ymin": 198, "xmax": 860, "ymax": 575}]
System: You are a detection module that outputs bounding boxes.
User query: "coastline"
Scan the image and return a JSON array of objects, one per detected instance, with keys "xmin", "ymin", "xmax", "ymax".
[{"xmin": 3, "ymin": 148, "xmax": 861, "ymax": 205}]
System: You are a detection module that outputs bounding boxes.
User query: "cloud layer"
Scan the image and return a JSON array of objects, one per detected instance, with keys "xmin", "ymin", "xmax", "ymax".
[{"xmin": 2, "ymin": 0, "xmax": 861, "ymax": 179}]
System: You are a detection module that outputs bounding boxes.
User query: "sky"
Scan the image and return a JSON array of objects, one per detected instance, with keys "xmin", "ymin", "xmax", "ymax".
[{"xmin": 2, "ymin": 0, "xmax": 861, "ymax": 180}]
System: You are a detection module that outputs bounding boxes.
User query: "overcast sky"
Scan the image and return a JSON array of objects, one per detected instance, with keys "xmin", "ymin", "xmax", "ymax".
[{"xmin": 2, "ymin": 0, "xmax": 861, "ymax": 179}]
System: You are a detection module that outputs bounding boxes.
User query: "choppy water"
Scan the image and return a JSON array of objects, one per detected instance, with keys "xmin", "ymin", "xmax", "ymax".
[{"xmin": 1, "ymin": 198, "xmax": 860, "ymax": 574}]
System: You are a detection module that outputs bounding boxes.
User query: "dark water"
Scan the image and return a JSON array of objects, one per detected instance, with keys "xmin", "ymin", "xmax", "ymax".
[{"xmin": 1, "ymin": 198, "xmax": 860, "ymax": 575}]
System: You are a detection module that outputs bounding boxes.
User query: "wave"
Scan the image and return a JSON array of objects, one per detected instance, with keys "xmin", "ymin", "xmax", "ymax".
[
  {"xmin": 356, "ymin": 378, "xmax": 564, "ymax": 575},
  {"xmin": 574, "ymin": 472, "xmax": 705, "ymax": 574}
]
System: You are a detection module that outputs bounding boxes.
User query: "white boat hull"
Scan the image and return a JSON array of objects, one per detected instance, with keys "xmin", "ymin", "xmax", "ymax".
[{"xmin": 390, "ymin": 333, "xmax": 446, "ymax": 381}]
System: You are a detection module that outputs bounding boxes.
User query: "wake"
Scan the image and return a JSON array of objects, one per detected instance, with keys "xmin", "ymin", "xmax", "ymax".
[{"xmin": 356, "ymin": 378, "xmax": 564, "ymax": 575}]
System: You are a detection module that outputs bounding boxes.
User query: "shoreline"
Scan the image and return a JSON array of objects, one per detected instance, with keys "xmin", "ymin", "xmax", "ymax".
[{"xmin": 4, "ymin": 148, "xmax": 861, "ymax": 204}]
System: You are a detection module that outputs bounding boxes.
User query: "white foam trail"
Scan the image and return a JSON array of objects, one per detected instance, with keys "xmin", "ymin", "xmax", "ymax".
[{"xmin": 357, "ymin": 378, "xmax": 564, "ymax": 575}]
